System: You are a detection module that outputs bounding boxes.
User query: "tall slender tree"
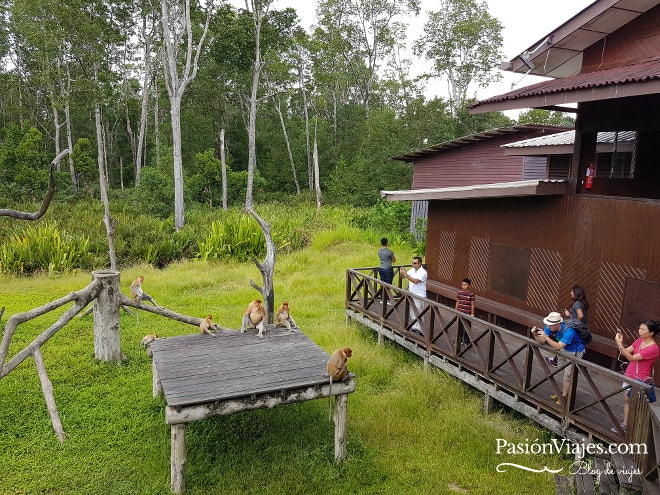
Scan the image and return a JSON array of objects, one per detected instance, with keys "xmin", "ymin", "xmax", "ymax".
[{"xmin": 160, "ymin": 0, "xmax": 215, "ymax": 231}]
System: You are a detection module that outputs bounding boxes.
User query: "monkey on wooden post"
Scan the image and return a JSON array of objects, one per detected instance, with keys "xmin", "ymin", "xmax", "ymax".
[
  {"xmin": 130, "ymin": 276, "xmax": 158, "ymax": 307},
  {"xmin": 276, "ymin": 301, "xmax": 298, "ymax": 332},
  {"xmin": 326, "ymin": 348, "xmax": 353, "ymax": 420},
  {"xmin": 241, "ymin": 299, "xmax": 267, "ymax": 338},
  {"xmin": 199, "ymin": 314, "xmax": 216, "ymax": 336}
]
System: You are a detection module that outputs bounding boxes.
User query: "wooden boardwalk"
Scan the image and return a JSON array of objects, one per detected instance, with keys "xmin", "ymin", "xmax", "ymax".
[
  {"xmin": 149, "ymin": 326, "xmax": 356, "ymax": 493},
  {"xmin": 346, "ymin": 268, "xmax": 660, "ymax": 493}
]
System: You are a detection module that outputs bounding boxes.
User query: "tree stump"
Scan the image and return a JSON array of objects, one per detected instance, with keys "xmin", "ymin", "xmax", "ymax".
[{"xmin": 92, "ymin": 270, "xmax": 123, "ymax": 362}]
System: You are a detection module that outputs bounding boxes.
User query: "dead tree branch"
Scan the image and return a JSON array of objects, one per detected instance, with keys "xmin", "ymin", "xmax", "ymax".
[{"xmin": 0, "ymin": 149, "xmax": 70, "ymax": 220}]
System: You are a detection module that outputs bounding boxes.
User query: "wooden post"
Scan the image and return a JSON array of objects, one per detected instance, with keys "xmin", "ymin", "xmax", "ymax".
[
  {"xmin": 92, "ymin": 270, "xmax": 122, "ymax": 362},
  {"xmin": 171, "ymin": 423, "xmax": 187, "ymax": 494},
  {"xmin": 484, "ymin": 391, "xmax": 494, "ymax": 414},
  {"xmin": 153, "ymin": 358, "xmax": 162, "ymax": 397},
  {"xmin": 334, "ymin": 393, "xmax": 348, "ymax": 463},
  {"xmin": 33, "ymin": 347, "xmax": 66, "ymax": 442}
]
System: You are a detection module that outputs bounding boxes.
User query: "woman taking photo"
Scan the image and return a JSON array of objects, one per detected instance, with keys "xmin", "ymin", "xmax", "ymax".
[{"xmin": 614, "ymin": 320, "xmax": 660, "ymax": 433}]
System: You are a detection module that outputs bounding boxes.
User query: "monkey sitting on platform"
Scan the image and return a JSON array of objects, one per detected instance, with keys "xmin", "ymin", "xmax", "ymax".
[
  {"xmin": 276, "ymin": 301, "xmax": 298, "ymax": 332},
  {"xmin": 140, "ymin": 333, "xmax": 159, "ymax": 354},
  {"xmin": 241, "ymin": 299, "xmax": 266, "ymax": 338},
  {"xmin": 327, "ymin": 348, "xmax": 352, "ymax": 383},
  {"xmin": 199, "ymin": 314, "xmax": 217, "ymax": 336}
]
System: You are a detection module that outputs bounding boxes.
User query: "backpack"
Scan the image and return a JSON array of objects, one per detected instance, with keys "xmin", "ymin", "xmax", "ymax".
[{"xmin": 566, "ymin": 318, "xmax": 592, "ymax": 345}]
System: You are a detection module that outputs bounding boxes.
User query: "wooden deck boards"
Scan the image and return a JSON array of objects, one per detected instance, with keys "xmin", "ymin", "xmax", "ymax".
[{"xmin": 150, "ymin": 327, "xmax": 332, "ymax": 408}]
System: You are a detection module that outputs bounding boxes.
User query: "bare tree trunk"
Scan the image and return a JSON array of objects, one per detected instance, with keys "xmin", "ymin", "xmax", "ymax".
[
  {"xmin": 160, "ymin": 0, "xmax": 214, "ymax": 231},
  {"xmin": 220, "ymin": 128, "xmax": 227, "ymax": 210},
  {"xmin": 313, "ymin": 119, "xmax": 321, "ymax": 209},
  {"xmin": 64, "ymin": 64, "xmax": 76, "ymax": 190},
  {"xmin": 273, "ymin": 95, "xmax": 300, "ymax": 195},
  {"xmin": 154, "ymin": 83, "xmax": 160, "ymax": 167},
  {"xmin": 246, "ymin": 207, "xmax": 276, "ymax": 323},
  {"xmin": 93, "ymin": 62, "xmax": 117, "ymax": 270},
  {"xmin": 299, "ymin": 66, "xmax": 313, "ymax": 198},
  {"xmin": 135, "ymin": 12, "xmax": 153, "ymax": 187},
  {"xmin": 244, "ymin": 0, "xmax": 275, "ymax": 317},
  {"xmin": 51, "ymin": 87, "xmax": 62, "ymax": 172},
  {"xmin": 170, "ymin": 95, "xmax": 185, "ymax": 229},
  {"xmin": 92, "ymin": 270, "xmax": 122, "ymax": 362}
]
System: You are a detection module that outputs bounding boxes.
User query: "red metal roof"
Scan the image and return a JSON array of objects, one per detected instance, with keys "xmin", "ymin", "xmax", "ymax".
[{"xmin": 471, "ymin": 59, "xmax": 660, "ymax": 113}]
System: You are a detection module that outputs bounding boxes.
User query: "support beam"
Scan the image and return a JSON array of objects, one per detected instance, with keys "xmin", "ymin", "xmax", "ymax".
[
  {"xmin": 334, "ymin": 393, "xmax": 348, "ymax": 463},
  {"xmin": 33, "ymin": 348, "xmax": 66, "ymax": 442},
  {"xmin": 171, "ymin": 423, "xmax": 186, "ymax": 494},
  {"xmin": 152, "ymin": 358, "xmax": 162, "ymax": 398}
]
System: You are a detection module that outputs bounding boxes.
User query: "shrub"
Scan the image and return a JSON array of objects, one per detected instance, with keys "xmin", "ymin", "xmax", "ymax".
[{"xmin": 0, "ymin": 224, "xmax": 91, "ymax": 275}]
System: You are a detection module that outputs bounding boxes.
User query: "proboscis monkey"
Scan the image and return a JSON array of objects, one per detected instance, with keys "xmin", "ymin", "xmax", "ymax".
[
  {"xmin": 199, "ymin": 314, "xmax": 216, "ymax": 336},
  {"xmin": 241, "ymin": 299, "xmax": 267, "ymax": 338},
  {"xmin": 140, "ymin": 333, "xmax": 159, "ymax": 353},
  {"xmin": 276, "ymin": 301, "xmax": 298, "ymax": 332},
  {"xmin": 326, "ymin": 348, "xmax": 353, "ymax": 420},
  {"xmin": 130, "ymin": 276, "xmax": 158, "ymax": 307},
  {"xmin": 327, "ymin": 348, "xmax": 352, "ymax": 382}
]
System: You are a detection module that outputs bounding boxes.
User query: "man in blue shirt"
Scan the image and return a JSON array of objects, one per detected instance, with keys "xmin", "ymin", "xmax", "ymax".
[{"xmin": 532, "ymin": 311, "xmax": 585, "ymax": 405}]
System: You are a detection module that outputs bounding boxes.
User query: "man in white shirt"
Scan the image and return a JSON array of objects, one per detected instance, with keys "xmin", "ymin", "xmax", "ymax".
[{"xmin": 400, "ymin": 257, "xmax": 428, "ymax": 334}]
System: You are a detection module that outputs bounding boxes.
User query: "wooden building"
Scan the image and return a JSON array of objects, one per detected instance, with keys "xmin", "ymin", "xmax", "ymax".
[
  {"xmin": 383, "ymin": 0, "xmax": 660, "ymax": 368},
  {"xmin": 392, "ymin": 125, "xmax": 571, "ymax": 238}
]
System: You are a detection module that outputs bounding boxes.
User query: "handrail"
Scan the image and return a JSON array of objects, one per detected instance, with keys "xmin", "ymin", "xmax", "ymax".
[{"xmin": 346, "ymin": 267, "xmax": 660, "ymax": 488}]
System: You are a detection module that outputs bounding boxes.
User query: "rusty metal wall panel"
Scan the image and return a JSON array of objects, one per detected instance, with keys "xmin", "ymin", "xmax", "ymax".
[
  {"xmin": 469, "ymin": 237, "xmax": 489, "ymax": 292},
  {"xmin": 425, "ymin": 194, "xmax": 660, "ymax": 337},
  {"xmin": 527, "ymin": 248, "xmax": 563, "ymax": 312},
  {"xmin": 436, "ymin": 231, "xmax": 456, "ymax": 280},
  {"xmin": 594, "ymin": 262, "xmax": 646, "ymax": 341}
]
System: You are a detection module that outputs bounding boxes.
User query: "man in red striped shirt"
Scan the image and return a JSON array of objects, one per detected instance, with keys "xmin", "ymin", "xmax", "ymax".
[{"xmin": 456, "ymin": 278, "xmax": 475, "ymax": 345}]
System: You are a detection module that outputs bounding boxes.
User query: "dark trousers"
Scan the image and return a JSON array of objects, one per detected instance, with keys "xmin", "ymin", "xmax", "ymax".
[{"xmin": 379, "ymin": 268, "xmax": 394, "ymax": 285}]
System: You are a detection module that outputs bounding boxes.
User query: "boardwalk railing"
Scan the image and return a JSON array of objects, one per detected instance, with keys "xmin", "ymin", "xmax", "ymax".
[{"xmin": 346, "ymin": 266, "xmax": 660, "ymax": 490}]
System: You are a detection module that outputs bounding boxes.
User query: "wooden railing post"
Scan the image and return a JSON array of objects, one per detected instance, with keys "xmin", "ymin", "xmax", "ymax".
[{"xmin": 92, "ymin": 270, "xmax": 123, "ymax": 362}]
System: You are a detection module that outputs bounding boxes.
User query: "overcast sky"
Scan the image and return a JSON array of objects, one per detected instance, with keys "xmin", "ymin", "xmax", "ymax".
[{"xmin": 229, "ymin": 0, "xmax": 597, "ymax": 106}]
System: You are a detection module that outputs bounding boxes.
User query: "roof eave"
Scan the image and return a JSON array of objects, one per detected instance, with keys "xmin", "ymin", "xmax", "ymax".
[
  {"xmin": 470, "ymin": 79, "xmax": 660, "ymax": 114},
  {"xmin": 381, "ymin": 180, "xmax": 569, "ymax": 202}
]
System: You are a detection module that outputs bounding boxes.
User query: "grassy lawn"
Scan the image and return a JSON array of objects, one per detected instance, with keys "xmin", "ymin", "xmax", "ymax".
[{"xmin": 0, "ymin": 237, "xmax": 567, "ymax": 494}]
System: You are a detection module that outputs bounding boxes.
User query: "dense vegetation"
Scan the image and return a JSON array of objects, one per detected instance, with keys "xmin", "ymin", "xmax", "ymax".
[{"xmin": 0, "ymin": 230, "xmax": 568, "ymax": 495}]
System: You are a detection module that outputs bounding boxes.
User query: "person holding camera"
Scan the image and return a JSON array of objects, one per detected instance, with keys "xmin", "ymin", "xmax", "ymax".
[
  {"xmin": 614, "ymin": 320, "xmax": 659, "ymax": 433},
  {"xmin": 532, "ymin": 311, "xmax": 585, "ymax": 405}
]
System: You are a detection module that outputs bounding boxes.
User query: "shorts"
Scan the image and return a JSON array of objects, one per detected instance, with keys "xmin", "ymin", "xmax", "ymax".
[{"xmin": 623, "ymin": 379, "xmax": 657, "ymax": 403}]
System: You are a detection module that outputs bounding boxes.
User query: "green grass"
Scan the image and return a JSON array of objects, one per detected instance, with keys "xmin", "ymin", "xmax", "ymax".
[{"xmin": 0, "ymin": 238, "xmax": 566, "ymax": 494}]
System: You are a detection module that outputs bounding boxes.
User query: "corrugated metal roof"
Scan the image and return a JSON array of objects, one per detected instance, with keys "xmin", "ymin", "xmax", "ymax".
[
  {"xmin": 471, "ymin": 59, "xmax": 660, "ymax": 112},
  {"xmin": 390, "ymin": 125, "xmax": 572, "ymax": 161},
  {"xmin": 381, "ymin": 179, "xmax": 568, "ymax": 202},
  {"xmin": 503, "ymin": 130, "xmax": 637, "ymax": 148}
]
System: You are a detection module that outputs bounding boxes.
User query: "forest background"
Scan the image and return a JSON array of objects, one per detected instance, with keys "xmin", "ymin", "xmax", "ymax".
[{"xmin": 0, "ymin": 0, "xmax": 576, "ymax": 276}]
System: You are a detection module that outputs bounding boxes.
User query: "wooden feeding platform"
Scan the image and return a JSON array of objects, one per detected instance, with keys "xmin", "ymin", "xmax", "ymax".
[{"xmin": 149, "ymin": 326, "xmax": 356, "ymax": 494}]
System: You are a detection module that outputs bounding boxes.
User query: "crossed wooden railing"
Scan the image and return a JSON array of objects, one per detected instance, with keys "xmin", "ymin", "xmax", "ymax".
[{"xmin": 345, "ymin": 267, "xmax": 660, "ymax": 489}]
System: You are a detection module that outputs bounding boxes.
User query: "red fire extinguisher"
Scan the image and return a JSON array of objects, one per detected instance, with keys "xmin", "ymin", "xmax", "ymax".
[{"xmin": 584, "ymin": 163, "xmax": 594, "ymax": 189}]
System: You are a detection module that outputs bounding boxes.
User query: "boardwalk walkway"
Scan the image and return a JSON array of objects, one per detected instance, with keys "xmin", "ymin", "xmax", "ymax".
[
  {"xmin": 150, "ymin": 327, "xmax": 356, "ymax": 493},
  {"xmin": 346, "ymin": 267, "xmax": 660, "ymax": 494}
]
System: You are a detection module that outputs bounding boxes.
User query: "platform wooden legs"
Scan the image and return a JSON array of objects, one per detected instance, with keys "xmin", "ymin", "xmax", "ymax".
[
  {"xmin": 334, "ymin": 393, "xmax": 348, "ymax": 463},
  {"xmin": 171, "ymin": 423, "xmax": 186, "ymax": 494}
]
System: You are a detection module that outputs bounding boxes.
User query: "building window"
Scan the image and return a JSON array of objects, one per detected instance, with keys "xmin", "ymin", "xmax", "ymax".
[{"xmin": 596, "ymin": 131, "xmax": 637, "ymax": 179}]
